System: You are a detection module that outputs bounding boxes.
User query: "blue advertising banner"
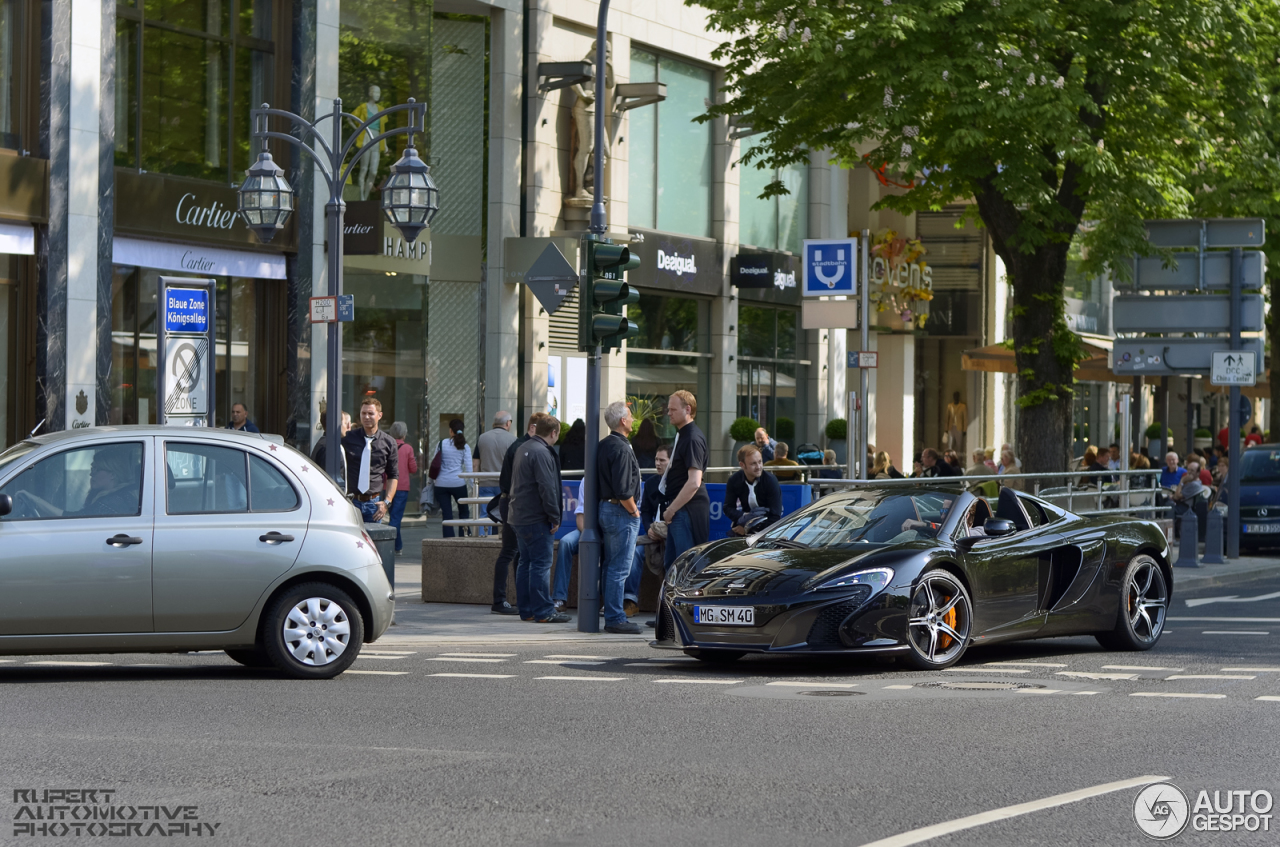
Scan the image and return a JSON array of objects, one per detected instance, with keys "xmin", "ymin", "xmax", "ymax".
[
  {"xmin": 802, "ymin": 238, "xmax": 858, "ymax": 297},
  {"xmin": 163, "ymin": 288, "xmax": 210, "ymax": 334}
]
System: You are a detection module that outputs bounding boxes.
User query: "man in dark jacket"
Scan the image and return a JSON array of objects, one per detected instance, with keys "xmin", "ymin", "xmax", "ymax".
[
  {"xmin": 920, "ymin": 448, "xmax": 961, "ymax": 478},
  {"xmin": 725, "ymin": 443, "xmax": 783, "ymax": 535},
  {"xmin": 508, "ymin": 414, "xmax": 569, "ymax": 623},
  {"xmin": 489, "ymin": 412, "xmax": 547, "ymax": 615}
]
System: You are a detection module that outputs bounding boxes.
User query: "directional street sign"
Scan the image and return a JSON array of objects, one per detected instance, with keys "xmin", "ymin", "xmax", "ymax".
[
  {"xmin": 1113, "ymin": 294, "xmax": 1265, "ymax": 333},
  {"xmin": 1133, "ymin": 251, "xmax": 1266, "ymax": 290},
  {"xmin": 1114, "ymin": 337, "xmax": 1265, "ymax": 376},
  {"xmin": 1211, "ymin": 351, "xmax": 1257, "ymax": 387},
  {"xmin": 523, "ymin": 242, "xmax": 579, "ymax": 315}
]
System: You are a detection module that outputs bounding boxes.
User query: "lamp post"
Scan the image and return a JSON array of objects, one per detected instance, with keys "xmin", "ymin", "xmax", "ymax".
[{"xmin": 238, "ymin": 98, "xmax": 439, "ymax": 480}]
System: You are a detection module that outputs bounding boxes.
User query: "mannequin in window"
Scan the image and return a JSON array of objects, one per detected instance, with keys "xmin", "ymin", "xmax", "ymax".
[
  {"xmin": 945, "ymin": 391, "xmax": 967, "ymax": 455},
  {"xmin": 567, "ymin": 42, "xmax": 614, "ymax": 204},
  {"xmin": 353, "ymin": 85, "xmax": 387, "ymax": 200}
]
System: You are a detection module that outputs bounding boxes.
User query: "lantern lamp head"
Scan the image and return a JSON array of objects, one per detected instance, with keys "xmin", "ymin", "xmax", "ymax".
[
  {"xmin": 237, "ymin": 151, "xmax": 294, "ymax": 243},
  {"xmin": 379, "ymin": 146, "xmax": 439, "ymax": 245}
]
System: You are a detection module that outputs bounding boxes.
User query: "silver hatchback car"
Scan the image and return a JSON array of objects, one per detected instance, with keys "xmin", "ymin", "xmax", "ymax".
[{"xmin": 0, "ymin": 426, "xmax": 393, "ymax": 679}]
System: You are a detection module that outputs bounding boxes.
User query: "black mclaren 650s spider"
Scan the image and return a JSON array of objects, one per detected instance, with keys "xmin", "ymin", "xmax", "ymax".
[{"xmin": 653, "ymin": 485, "xmax": 1172, "ymax": 669}]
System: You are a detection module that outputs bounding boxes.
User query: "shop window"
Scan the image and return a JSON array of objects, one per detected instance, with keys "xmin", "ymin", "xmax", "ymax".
[
  {"xmin": 626, "ymin": 294, "xmax": 710, "ymax": 440},
  {"xmin": 116, "ymin": 0, "xmax": 275, "ymax": 183},
  {"xmin": 737, "ymin": 304, "xmax": 804, "ymax": 442},
  {"xmin": 0, "ymin": 0, "xmax": 25, "ymax": 150},
  {"xmin": 738, "ymin": 135, "xmax": 808, "ymax": 255},
  {"xmin": 628, "ymin": 48, "xmax": 714, "ymax": 238}
]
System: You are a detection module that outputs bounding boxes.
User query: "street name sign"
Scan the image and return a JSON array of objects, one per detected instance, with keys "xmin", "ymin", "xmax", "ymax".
[
  {"xmin": 310, "ymin": 296, "xmax": 337, "ymax": 323},
  {"xmin": 1113, "ymin": 294, "xmax": 1264, "ymax": 333},
  {"xmin": 1114, "ymin": 336, "xmax": 1265, "ymax": 376},
  {"xmin": 848, "ymin": 351, "xmax": 878, "ymax": 368},
  {"xmin": 1211, "ymin": 351, "xmax": 1257, "ymax": 386},
  {"xmin": 523, "ymin": 242, "xmax": 579, "ymax": 315},
  {"xmin": 163, "ymin": 288, "xmax": 210, "ymax": 334},
  {"xmin": 157, "ymin": 276, "xmax": 215, "ymax": 426},
  {"xmin": 802, "ymin": 238, "xmax": 858, "ymax": 297}
]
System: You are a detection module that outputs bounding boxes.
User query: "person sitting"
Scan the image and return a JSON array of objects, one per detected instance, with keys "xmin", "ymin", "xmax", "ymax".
[
  {"xmin": 725, "ymin": 444, "xmax": 783, "ymax": 536},
  {"xmin": 872, "ymin": 450, "xmax": 903, "ymax": 479},
  {"xmin": 964, "ymin": 449, "xmax": 989, "ymax": 477},
  {"xmin": 764, "ymin": 441, "xmax": 802, "ymax": 481},
  {"xmin": 920, "ymin": 448, "xmax": 961, "ymax": 478},
  {"xmin": 1078, "ymin": 445, "xmax": 1111, "ymax": 486}
]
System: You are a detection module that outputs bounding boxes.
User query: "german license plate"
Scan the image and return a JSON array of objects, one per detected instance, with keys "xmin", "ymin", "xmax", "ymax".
[
  {"xmin": 693, "ymin": 605, "xmax": 754, "ymax": 626},
  {"xmin": 1244, "ymin": 523, "xmax": 1280, "ymax": 534}
]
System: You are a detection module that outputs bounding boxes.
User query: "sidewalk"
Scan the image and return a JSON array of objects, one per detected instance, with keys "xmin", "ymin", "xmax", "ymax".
[{"xmin": 384, "ymin": 515, "xmax": 1280, "ymax": 646}]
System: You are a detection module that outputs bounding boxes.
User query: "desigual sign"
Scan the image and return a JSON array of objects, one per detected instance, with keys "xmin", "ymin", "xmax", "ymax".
[
  {"xmin": 625, "ymin": 229, "xmax": 721, "ymax": 296},
  {"xmin": 732, "ymin": 251, "xmax": 799, "ymax": 291}
]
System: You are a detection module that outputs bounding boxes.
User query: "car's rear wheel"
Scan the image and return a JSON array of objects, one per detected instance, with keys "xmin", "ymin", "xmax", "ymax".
[
  {"xmin": 903, "ymin": 570, "xmax": 972, "ymax": 670},
  {"xmin": 262, "ymin": 583, "xmax": 364, "ymax": 679},
  {"xmin": 687, "ymin": 648, "xmax": 745, "ymax": 664},
  {"xmin": 224, "ymin": 647, "xmax": 271, "ymax": 668},
  {"xmin": 1096, "ymin": 554, "xmax": 1167, "ymax": 651}
]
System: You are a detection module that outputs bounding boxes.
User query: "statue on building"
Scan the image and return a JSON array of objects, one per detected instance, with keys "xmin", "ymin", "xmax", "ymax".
[
  {"xmin": 566, "ymin": 42, "xmax": 614, "ymax": 207},
  {"xmin": 352, "ymin": 85, "xmax": 387, "ymax": 201}
]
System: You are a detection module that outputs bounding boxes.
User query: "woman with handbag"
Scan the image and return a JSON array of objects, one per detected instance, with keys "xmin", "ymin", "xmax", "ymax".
[{"xmin": 432, "ymin": 419, "xmax": 473, "ymax": 538}]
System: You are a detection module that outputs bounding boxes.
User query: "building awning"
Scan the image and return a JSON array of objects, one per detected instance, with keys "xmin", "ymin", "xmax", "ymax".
[
  {"xmin": 113, "ymin": 236, "xmax": 286, "ymax": 280},
  {"xmin": 962, "ymin": 333, "xmax": 1124, "ymax": 383}
]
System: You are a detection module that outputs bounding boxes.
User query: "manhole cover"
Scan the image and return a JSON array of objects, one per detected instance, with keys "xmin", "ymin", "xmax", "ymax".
[
  {"xmin": 918, "ymin": 681, "xmax": 1046, "ymax": 691},
  {"xmin": 797, "ymin": 690, "xmax": 864, "ymax": 697}
]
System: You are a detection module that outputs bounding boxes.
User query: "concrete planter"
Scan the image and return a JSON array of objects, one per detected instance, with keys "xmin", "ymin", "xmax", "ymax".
[
  {"xmin": 1193, "ymin": 436, "xmax": 1213, "ymax": 451},
  {"xmin": 828, "ymin": 439, "xmax": 847, "ymax": 465}
]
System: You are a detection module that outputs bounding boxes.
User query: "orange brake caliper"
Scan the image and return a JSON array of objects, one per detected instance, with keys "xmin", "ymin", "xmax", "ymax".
[{"xmin": 939, "ymin": 596, "xmax": 956, "ymax": 649}]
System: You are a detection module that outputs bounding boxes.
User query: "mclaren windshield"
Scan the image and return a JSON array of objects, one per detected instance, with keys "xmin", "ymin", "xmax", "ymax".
[{"xmin": 753, "ymin": 489, "xmax": 958, "ymax": 548}]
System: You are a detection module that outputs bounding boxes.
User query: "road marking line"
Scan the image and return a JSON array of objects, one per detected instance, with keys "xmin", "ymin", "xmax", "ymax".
[
  {"xmin": 1131, "ymin": 692, "xmax": 1226, "ymax": 699},
  {"xmin": 355, "ymin": 655, "xmax": 406, "ymax": 660},
  {"xmin": 524, "ymin": 660, "xmax": 605, "ymax": 665},
  {"xmin": 1072, "ymin": 691, "xmax": 1101, "ymax": 696},
  {"xmin": 1169, "ymin": 616, "xmax": 1280, "ymax": 622},
  {"xmin": 344, "ymin": 670, "xmax": 409, "ymax": 676},
  {"xmin": 1165, "ymin": 674, "xmax": 1256, "ymax": 681},
  {"xmin": 1224, "ymin": 667, "xmax": 1280, "ymax": 672},
  {"xmin": 358, "ymin": 650, "xmax": 417, "ymax": 655},
  {"xmin": 945, "ymin": 667, "xmax": 1029, "ymax": 674},
  {"xmin": 767, "ymin": 681, "xmax": 859, "ymax": 688},
  {"xmin": 543, "ymin": 654, "xmax": 609, "ymax": 660},
  {"xmin": 1015, "ymin": 689, "xmax": 1061, "ymax": 695},
  {"xmin": 654, "ymin": 679, "xmax": 742, "ymax": 685},
  {"xmin": 984, "ymin": 662, "xmax": 1067, "ymax": 668},
  {"xmin": 1201, "ymin": 631, "xmax": 1269, "ymax": 636},
  {"xmin": 426, "ymin": 657, "xmax": 509, "ymax": 663},
  {"xmin": 1256, "ymin": 696, "xmax": 1280, "ymax": 702},
  {"xmin": 536, "ymin": 676, "xmax": 625, "ymax": 681},
  {"xmin": 437, "ymin": 652, "xmax": 517, "ymax": 658},
  {"xmin": 1102, "ymin": 665, "xmax": 1182, "ymax": 672},
  {"xmin": 1056, "ymin": 671, "xmax": 1139, "ymax": 681},
  {"xmin": 1186, "ymin": 590, "xmax": 1280, "ymax": 608},
  {"xmin": 25, "ymin": 661, "xmax": 111, "ymax": 666},
  {"xmin": 0, "ymin": 659, "xmax": 15, "ymax": 664},
  {"xmin": 884, "ymin": 684, "xmax": 913, "ymax": 690},
  {"xmin": 428, "ymin": 673, "xmax": 516, "ymax": 679},
  {"xmin": 647, "ymin": 656, "xmax": 697, "ymax": 662},
  {"xmin": 856, "ymin": 775, "xmax": 1169, "ymax": 847}
]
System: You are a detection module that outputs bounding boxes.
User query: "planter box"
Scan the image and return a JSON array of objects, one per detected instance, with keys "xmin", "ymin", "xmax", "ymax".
[{"xmin": 1193, "ymin": 436, "xmax": 1213, "ymax": 451}]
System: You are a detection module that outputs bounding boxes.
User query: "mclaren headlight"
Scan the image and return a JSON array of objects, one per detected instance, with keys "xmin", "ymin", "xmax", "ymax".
[{"xmin": 812, "ymin": 567, "xmax": 894, "ymax": 592}]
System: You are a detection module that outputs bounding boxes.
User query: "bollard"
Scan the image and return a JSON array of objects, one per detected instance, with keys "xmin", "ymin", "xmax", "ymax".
[
  {"xmin": 1173, "ymin": 510, "xmax": 1200, "ymax": 568},
  {"xmin": 1201, "ymin": 509, "xmax": 1226, "ymax": 564}
]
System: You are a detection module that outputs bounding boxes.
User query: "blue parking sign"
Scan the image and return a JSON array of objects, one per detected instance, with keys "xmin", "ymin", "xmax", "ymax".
[
  {"xmin": 163, "ymin": 288, "xmax": 210, "ymax": 334},
  {"xmin": 802, "ymin": 238, "xmax": 858, "ymax": 296}
]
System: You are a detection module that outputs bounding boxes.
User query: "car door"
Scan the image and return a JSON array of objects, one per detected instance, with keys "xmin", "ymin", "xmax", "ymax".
[
  {"xmin": 961, "ymin": 501, "xmax": 1061, "ymax": 638},
  {"xmin": 0, "ymin": 438, "xmax": 155, "ymax": 634},
  {"xmin": 151, "ymin": 439, "xmax": 309, "ymax": 632}
]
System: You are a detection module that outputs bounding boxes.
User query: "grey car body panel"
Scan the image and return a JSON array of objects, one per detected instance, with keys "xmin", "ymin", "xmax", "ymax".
[{"xmin": 0, "ymin": 427, "xmax": 393, "ymax": 656}]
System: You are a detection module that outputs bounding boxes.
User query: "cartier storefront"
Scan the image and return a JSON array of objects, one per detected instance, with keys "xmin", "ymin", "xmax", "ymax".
[{"xmin": 108, "ymin": 170, "xmax": 294, "ymax": 431}]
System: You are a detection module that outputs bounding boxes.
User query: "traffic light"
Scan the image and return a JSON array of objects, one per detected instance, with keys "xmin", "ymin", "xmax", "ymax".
[{"xmin": 579, "ymin": 238, "xmax": 641, "ymax": 352}]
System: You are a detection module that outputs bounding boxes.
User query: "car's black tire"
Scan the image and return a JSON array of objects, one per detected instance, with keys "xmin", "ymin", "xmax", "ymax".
[
  {"xmin": 1096, "ymin": 554, "xmax": 1167, "ymax": 651},
  {"xmin": 902, "ymin": 569, "xmax": 973, "ymax": 670},
  {"xmin": 687, "ymin": 649, "xmax": 746, "ymax": 664},
  {"xmin": 224, "ymin": 647, "xmax": 271, "ymax": 668},
  {"xmin": 261, "ymin": 582, "xmax": 365, "ymax": 679}
]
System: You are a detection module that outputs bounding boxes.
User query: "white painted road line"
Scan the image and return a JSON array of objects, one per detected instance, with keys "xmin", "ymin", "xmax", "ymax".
[
  {"xmin": 884, "ymin": 684, "xmax": 913, "ymax": 690},
  {"xmin": 1256, "ymin": 696, "xmax": 1280, "ymax": 702},
  {"xmin": 767, "ymin": 681, "xmax": 860, "ymax": 688},
  {"xmin": 655, "ymin": 679, "xmax": 742, "ymax": 685},
  {"xmin": 1185, "ymin": 590, "xmax": 1280, "ymax": 608},
  {"xmin": 1102, "ymin": 665, "xmax": 1181, "ymax": 672},
  {"xmin": 1165, "ymin": 674, "xmax": 1256, "ymax": 681},
  {"xmin": 523, "ymin": 660, "xmax": 605, "ymax": 665},
  {"xmin": 26, "ymin": 661, "xmax": 112, "ymax": 666},
  {"xmin": 359, "ymin": 650, "xmax": 417, "ymax": 655},
  {"xmin": 1072, "ymin": 691, "xmax": 1101, "ymax": 696},
  {"xmin": 356, "ymin": 655, "xmax": 406, "ymax": 660},
  {"xmin": 428, "ymin": 673, "xmax": 516, "ymax": 679},
  {"xmin": 1224, "ymin": 667, "xmax": 1280, "ymax": 672},
  {"xmin": 1131, "ymin": 692, "xmax": 1227, "ymax": 700},
  {"xmin": 1056, "ymin": 671, "xmax": 1139, "ymax": 681},
  {"xmin": 856, "ymin": 775, "xmax": 1169, "ymax": 847},
  {"xmin": 945, "ymin": 667, "xmax": 1029, "ymax": 674},
  {"xmin": 543, "ymin": 655, "xmax": 609, "ymax": 660},
  {"xmin": 984, "ymin": 662, "xmax": 1066, "ymax": 668},
  {"xmin": 426, "ymin": 657, "xmax": 509, "ymax": 663},
  {"xmin": 345, "ymin": 670, "xmax": 409, "ymax": 676},
  {"xmin": 1168, "ymin": 616, "xmax": 1280, "ymax": 623},
  {"xmin": 1202, "ymin": 631, "xmax": 1269, "ymax": 636},
  {"xmin": 647, "ymin": 656, "xmax": 697, "ymax": 662},
  {"xmin": 536, "ymin": 676, "xmax": 625, "ymax": 682},
  {"xmin": 437, "ymin": 653, "xmax": 517, "ymax": 658},
  {"xmin": 1015, "ymin": 689, "xmax": 1061, "ymax": 695}
]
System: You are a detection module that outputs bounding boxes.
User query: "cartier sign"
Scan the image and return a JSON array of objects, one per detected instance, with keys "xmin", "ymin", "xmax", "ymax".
[{"xmin": 115, "ymin": 169, "xmax": 296, "ymax": 251}]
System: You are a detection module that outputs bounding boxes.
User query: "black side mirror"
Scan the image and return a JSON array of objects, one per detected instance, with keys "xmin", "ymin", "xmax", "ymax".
[
  {"xmin": 984, "ymin": 518, "xmax": 1017, "ymax": 537},
  {"xmin": 0, "ymin": 493, "xmax": 11, "ymax": 517}
]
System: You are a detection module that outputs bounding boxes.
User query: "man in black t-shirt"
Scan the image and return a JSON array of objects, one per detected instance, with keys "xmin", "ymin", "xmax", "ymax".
[{"xmin": 659, "ymin": 390, "xmax": 710, "ymax": 571}]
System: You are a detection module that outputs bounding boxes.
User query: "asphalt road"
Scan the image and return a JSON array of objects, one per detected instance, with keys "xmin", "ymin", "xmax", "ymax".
[{"xmin": 2, "ymin": 574, "xmax": 1279, "ymax": 846}]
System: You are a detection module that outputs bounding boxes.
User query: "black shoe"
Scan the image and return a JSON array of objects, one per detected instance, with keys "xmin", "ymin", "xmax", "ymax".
[
  {"xmin": 604, "ymin": 621, "xmax": 643, "ymax": 634},
  {"xmin": 535, "ymin": 613, "xmax": 572, "ymax": 623},
  {"xmin": 645, "ymin": 619, "xmax": 657, "ymax": 628},
  {"xmin": 491, "ymin": 602, "xmax": 519, "ymax": 616}
]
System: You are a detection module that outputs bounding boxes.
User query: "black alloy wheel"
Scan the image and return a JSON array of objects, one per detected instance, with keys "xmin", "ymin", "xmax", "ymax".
[
  {"xmin": 903, "ymin": 569, "xmax": 973, "ymax": 670},
  {"xmin": 1096, "ymin": 554, "xmax": 1167, "ymax": 651}
]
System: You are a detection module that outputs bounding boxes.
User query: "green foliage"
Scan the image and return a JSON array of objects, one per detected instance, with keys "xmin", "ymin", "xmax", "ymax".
[
  {"xmin": 730, "ymin": 416, "xmax": 762, "ymax": 443},
  {"xmin": 1194, "ymin": 428, "xmax": 1212, "ymax": 438},
  {"xmin": 557, "ymin": 421, "xmax": 570, "ymax": 445},
  {"xmin": 825, "ymin": 418, "xmax": 847, "ymax": 441},
  {"xmin": 1145, "ymin": 423, "xmax": 1165, "ymax": 440},
  {"xmin": 775, "ymin": 416, "xmax": 796, "ymax": 441},
  {"xmin": 628, "ymin": 394, "xmax": 665, "ymax": 437}
]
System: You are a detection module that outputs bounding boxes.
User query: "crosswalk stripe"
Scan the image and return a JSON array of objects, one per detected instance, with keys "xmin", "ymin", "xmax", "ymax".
[
  {"xmin": 345, "ymin": 670, "xmax": 408, "ymax": 676},
  {"xmin": 26, "ymin": 661, "xmax": 111, "ymax": 666},
  {"xmin": 1224, "ymin": 667, "xmax": 1280, "ymax": 672},
  {"xmin": 946, "ymin": 667, "xmax": 1028, "ymax": 674},
  {"xmin": 524, "ymin": 660, "xmax": 605, "ymax": 665},
  {"xmin": 1165, "ymin": 674, "xmax": 1256, "ymax": 680},
  {"xmin": 984, "ymin": 662, "xmax": 1066, "ymax": 668},
  {"xmin": 428, "ymin": 672, "xmax": 515, "ymax": 679},
  {"xmin": 1202, "ymin": 631, "xmax": 1269, "ymax": 635},
  {"xmin": 1015, "ymin": 689, "xmax": 1061, "ymax": 695},
  {"xmin": 884, "ymin": 684, "xmax": 913, "ymax": 690},
  {"xmin": 536, "ymin": 676, "xmax": 625, "ymax": 681},
  {"xmin": 766, "ymin": 681, "xmax": 859, "ymax": 688},
  {"xmin": 1072, "ymin": 691, "xmax": 1101, "ymax": 696},
  {"xmin": 1256, "ymin": 696, "xmax": 1280, "ymax": 702},
  {"xmin": 543, "ymin": 655, "xmax": 609, "ymax": 660},
  {"xmin": 426, "ymin": 657, "xmax": 508, "ymax": 663},
  {"xmin": 1102, "ymin": 665, "xmax": 1181, "ymax": 672},
  {"xmin": 655, "ymin": 679, "xmax": 742, "ymax": 685},
  {"xmin": 1130, "ymin": 692, "xmax": 1226, "ymax": 699},
  {"xmin": 437, "ymin": 653, "xmax": 517, "ymax": 658},
  {"xmin": 1056, "ymin": 671, "xmax": 1139, "ymax": 681}
]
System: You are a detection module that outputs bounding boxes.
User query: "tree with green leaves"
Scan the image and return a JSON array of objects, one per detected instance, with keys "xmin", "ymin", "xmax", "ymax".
[{"xmin": 700, "ymin": 0, "xmax": 1275, "ymax": 473}]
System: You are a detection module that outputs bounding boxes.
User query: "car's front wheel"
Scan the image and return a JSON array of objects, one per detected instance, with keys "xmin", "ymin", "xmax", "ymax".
[
  {"xmin": 1096, "ymin": 554, "xmax": 1167, "ymax": 651},
  {"xmin": 903, "ymin": 569, "xmax": 972, "ymax": 670},
  {"xmin": 262, "ymin": 583, "xmax": 364, "ymax": 679}
]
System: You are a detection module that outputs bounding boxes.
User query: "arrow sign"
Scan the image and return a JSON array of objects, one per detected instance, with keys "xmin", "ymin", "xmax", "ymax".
[
  {"xmin": 1211, "ymin": 350, "xmax": 1257, "ymax": 386},
  {"xmin": 523, "ymin": 243, "xmax": 579, "ymax": 315}
]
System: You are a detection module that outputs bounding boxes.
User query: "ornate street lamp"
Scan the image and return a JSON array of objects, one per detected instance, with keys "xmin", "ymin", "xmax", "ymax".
[
  {"xmin": 379, "ymin": 145, "xmax": 439, "ymax": 244},
  {"xmin": 237, "ymin": 151, "xmax": 294, "ymax": 243}
]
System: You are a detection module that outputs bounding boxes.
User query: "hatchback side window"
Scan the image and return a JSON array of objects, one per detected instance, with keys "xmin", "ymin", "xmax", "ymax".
[
  {"xmin": 167, "ymin": 444, "xmax": 248, "ymax": 514},
  {"xmin": 249, "ymin": 455, "xmax": 300, "ymax": 512},
  {"xmin": 0, "ymin": 443, "xmax": 145, "ymax": 521}
]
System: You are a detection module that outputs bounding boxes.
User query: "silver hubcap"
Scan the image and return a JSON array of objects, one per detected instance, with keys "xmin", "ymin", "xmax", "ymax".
[
  {"xmin": 282, "ymin": 597, "xmax": 352, "ymax": 666},
  {"xmin": 1127, "ymin": 560, "xmax": 1167, "ymax": 643},
  {"xmin": 908, "ymin": 577, "xmax": 970, "ymax": 664}
]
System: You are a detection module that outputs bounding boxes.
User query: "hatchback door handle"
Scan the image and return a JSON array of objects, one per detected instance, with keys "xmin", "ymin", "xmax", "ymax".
[
  {"xmin": 259, "ymin": 532, "xmax": 295, "ymax": 543},
  {"xmin": 107, "ymin": 534, "xmax": 144, "ymax": 547}
]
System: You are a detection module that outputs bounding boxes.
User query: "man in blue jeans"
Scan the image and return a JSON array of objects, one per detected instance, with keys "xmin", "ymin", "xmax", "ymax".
[
  {"xmin": 507, "ymin": 414, "xmax": 570, "ymax": 623},
  {"xmin": 596, "ymin": 401, "xmax": 643, "ymax": 634},
  {"xmin": 552, "ymin": 480, "xmax": 584, "ymax": 612}
]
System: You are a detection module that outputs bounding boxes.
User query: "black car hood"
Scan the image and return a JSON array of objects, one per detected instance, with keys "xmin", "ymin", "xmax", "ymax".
[{"xmin": 679, "ymin": 544, "xmax": 890, "ymax": 598}]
